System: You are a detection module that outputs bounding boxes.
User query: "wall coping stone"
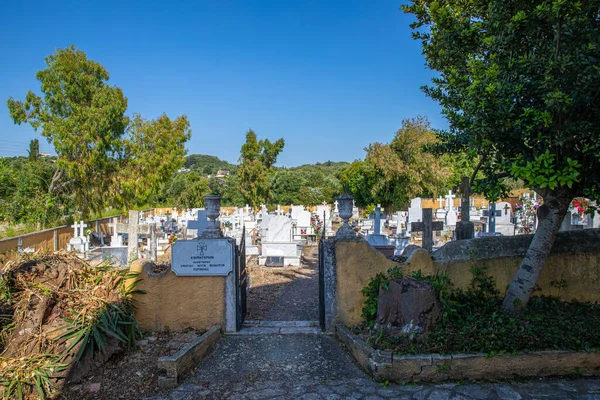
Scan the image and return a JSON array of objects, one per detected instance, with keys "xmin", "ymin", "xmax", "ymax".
[
  {"xmin": 336, "ymin": 323, "xmax": 600, "ymax": 383},
  {"xmin": 433, "ymin": 228, "xmax": 600, "ymax": 263}
]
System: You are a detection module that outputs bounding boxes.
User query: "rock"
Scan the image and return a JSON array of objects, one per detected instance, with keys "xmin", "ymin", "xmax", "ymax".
[
  {"xmin": 146, "ymin": 336, "xmax": 157, "ymax": 342},
  {"xmin": 136, "ymin": 339, "xmax": 149, "ymax": 347},
  {"xmin": 85, "ymin": 382, "xmax": 101, "ymax": 393},
  {"xmin": 376, "ymin": 278, "xmax": 440, "ymax": 339}
]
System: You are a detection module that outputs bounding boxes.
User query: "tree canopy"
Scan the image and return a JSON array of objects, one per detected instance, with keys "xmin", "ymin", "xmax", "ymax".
[
  {"xmin": 6, "ymin": 45, "xmax": 190, "ymax": 221},
  {"xmin": 237, "ymin": 130, "xmax": 285, "ymax": 206},
  {"xmin": 403, "ymin": 0, "xmax": 600, "ymax": 311},
  {"xmin": 340, "ymin": 116, "xmax": 451, "ymax": 208}
]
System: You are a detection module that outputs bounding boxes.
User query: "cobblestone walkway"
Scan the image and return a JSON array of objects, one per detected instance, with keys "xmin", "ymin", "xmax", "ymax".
[{"xmin": 147, "ymin": 334, "xmax": 600, "ymax": 400}]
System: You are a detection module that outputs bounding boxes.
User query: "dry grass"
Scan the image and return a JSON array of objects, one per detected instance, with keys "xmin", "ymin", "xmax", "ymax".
[{"xmin": 0, "ymin": 252, "xmax": 140, "ymax": 399}]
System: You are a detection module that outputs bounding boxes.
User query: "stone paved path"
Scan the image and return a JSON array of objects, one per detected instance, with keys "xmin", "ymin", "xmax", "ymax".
[{"xmin": 147, "ymin": 334, "xmax": 600, "ymax": 400}]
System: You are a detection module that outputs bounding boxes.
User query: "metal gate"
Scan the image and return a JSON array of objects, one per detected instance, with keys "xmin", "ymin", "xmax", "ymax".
[
  {"xmin": 235, "ymin": 227, "xmax": 248, "ymax": 331},
  {"xmin": 318, "ymin": 217, "xmax": 326, "ymax": 330}
]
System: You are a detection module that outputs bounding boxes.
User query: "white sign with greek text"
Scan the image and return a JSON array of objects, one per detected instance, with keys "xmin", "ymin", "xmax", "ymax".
[{"xmin": 171, "ymin": 239, "xmax": 233, "ymax": 276}]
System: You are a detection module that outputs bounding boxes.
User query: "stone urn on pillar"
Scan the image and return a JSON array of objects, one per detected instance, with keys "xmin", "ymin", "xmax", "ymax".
[
  {"xmin": 336, "ymin": 195, "xmax": 357, "ymax": 239},
  {"xmin": 201, "ymin": 195, "xmax": 224, "ymax": 239}
]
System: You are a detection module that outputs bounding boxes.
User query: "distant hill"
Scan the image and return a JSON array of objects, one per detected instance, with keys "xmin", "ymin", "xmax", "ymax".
[
  {"xmin": 287, "ymin": 161, "xmax": 351, "ymax": 177},
  {"xmin": 184, "ymin": 154, "xmax": 236, "ymax": 176}
]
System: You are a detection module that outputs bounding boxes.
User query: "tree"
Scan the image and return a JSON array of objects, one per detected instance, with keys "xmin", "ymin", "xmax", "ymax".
[
  {"xmin": 237, "ymin": 130, "xmax": 284, "ymax": 206},
  {"xmin": 7, "ymin": 46, "xmax": 190, "ymax": 217},
  {"xmin": 165, "ymin": 171, "xmax": 210, "ymax": 209},
  {"xmin": 115, "ymin": 113, "xmax": 191, "ymax": 208},
  {"xmin": 341, "ymin": 116, "xmax": 450, "ymax": 209},
  {"xmin": 271, "ymin": 170, "xmax": 304, "ymax": 204},
  {"xmin": 403, "ymin": 1, "xmax": 600, "ymax": 312},
  {"xmin": 28, "ymin": 139, "xmax": 40, "ymax": 161}
]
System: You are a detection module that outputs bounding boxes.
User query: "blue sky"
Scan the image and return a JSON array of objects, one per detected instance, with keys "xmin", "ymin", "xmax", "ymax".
[{"xmin": 0, "ymin": 0, "xmax": 445, "ymax": 166}]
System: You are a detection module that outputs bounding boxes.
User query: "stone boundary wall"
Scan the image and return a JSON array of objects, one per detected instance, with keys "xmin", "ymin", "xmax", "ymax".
[
  {"xmin": 336, "ymin": 324, "xmax": 600, "ymax": 382},
  {"xmin": 333, "ymin": 229, "xmax": 600, "ymax": 328}
]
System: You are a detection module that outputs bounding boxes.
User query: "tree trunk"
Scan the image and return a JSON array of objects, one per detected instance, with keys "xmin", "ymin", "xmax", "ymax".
[{"xmin": 502, "ymin": 187, "xmax": 574, "ymax": 313}]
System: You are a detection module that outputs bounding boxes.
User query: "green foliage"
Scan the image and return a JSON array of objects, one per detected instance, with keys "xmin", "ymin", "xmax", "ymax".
[
  {"xmin": 116, "ymin": 113, "xmax": 191, "ymax": 208},
  {"xmin": 237, "ymin": 130, "xmax": 284, "ymax": 206},
  {"xmin": 5, "ymin": 46, "xmax": 190, "ymax": 222},
  {"xmin": 184, "ymin": 154, "xmax": 235, "ymax": 176},
  {"xmin": 402, "ymin": 0, "xmax": 600, "ymax": 200},
  {"xmin": 361, "ymin": 266, "xmax": 404, "ymax": 327},
  {"xmin": 341, "ymin": 116, "xmax": 451, "ymax": 208},
  {"xmin": 0, "ymin": 354, "xmax": 66, "ymax": 400},
  {"xmin": 28, "ymin": 139, "xmax": 40, "ymax": 161},
  {"xmin": 363, "ymin": 268, "xmax": 600, "ymax": 355},
  {"xmin": 163, "ymin": 171, "xmax": 211, "ymax": 209}
]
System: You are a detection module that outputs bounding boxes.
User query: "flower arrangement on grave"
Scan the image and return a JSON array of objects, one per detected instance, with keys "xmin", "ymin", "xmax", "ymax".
[
  {"xmin": 515, "ymin": 194, "xmax": 541, "ymax": 233},
  {"xmin": 223, "ymin": 221, "xmax": 232, "ymax": 228},
  {"xmin": 571, "ymin": 197, "xmax": 590, "ymax": 218}
]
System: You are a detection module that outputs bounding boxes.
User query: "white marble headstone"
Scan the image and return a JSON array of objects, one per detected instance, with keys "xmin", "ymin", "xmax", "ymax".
[{"xmin": 266, "ymin": 215, "xmax": 292, "ymax": 242}]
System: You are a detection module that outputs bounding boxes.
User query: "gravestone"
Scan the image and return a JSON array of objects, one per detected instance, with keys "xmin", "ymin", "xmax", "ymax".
[
  {"xmin": 411, "ymin": 208, "xmax": 444, "ymax": 253},
  {"xmin": 171, "ymin": 239, "xmax": 234, "ymax": 276},
  {"xmin": 445, "ymin": 190, "xmax": 456, "ymax": 210},
  {"xmin": 260, "ymin": 215, "xmax": 300, "ymax": 266},
  {"xmin": 68, "ymin": 221, "xmax": 89, "ymax": 253},
  {"xmin": 115, "ymin": 210, "xmax": 155, "ymax": 263},
  {"xmin": 408, "ymin": 198, "xmax": 423, "ymax": 225},
  {"xmin": 445, "ymin": 209, "xmax": 458, "ymax": 227},
  {"xmin": 488, "ymin": 203, "xmax": 497, "ymax": 233}
]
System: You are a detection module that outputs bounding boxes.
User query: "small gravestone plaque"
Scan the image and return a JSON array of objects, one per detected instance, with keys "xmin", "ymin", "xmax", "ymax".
[
  {"xmin": 265, "ymin": 256, "xmax": 284, "ymax": 267},
  {"xmin": 171, "ymin": 239, "xmax": 233, "ymax": 276}
]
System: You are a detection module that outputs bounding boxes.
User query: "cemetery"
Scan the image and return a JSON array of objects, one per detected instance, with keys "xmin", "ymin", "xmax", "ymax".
[{"xmin": 2, "ymin": 1, "xmax": 600, "ymax": 398}]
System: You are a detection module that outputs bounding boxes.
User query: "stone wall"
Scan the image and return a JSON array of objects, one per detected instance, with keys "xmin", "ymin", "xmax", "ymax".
[
  {"xmin": 333, "ymin": 229, "xmax": 600, "ymax": 328},
  {"xmin": 129, "ymin": 260, "xmax": 226, "ymax": 331}
]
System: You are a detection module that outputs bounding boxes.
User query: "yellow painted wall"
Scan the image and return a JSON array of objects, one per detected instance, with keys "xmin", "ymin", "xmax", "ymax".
[
  {"xmin": 129, "ymin": 260, "xmax": 226, "ymax": 331},
  {"xmin": 335, "ymin": 240, "xmax": 600, "ymax": 328}
]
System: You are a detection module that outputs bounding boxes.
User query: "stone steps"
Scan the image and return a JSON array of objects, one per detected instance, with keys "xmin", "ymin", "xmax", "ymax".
[{"xmin": 227, "ymin": 320, "xmax": 323, "ymax": 335}]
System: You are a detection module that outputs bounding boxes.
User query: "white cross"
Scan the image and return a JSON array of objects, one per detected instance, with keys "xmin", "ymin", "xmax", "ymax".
[
  {"xmin": 79, "ymin": 221, "xmax": 87, "ymax": 238},
  {"xmin": 245, "ymin": 204, "xmax": 250, "ymax": 214},
  {"xmin": 71, "ymin": 221, "xmax": 80, "ymax": 237},
  {"xmin": 277, "ymin": 205, "xmax": 281, "ymax": 215},
  {"xmin": 322, "ymin": 201, "xmax": 328, "ymax": 206},
  {"xmin": 445, "ymin": 191, "xmax": 456, "ymax": 211},
  {"xmin": 438, "ymin": 196, "xmax": 444, "ymax": 208}
]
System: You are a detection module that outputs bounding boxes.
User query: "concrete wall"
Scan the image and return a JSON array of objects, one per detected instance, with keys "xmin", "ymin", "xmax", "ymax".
[
  {"xmin": 129, "ymin": 260, "xmax": 226, "ymax": 332},
  {"xmin": 334, "ymin": 229, "xmax": 600, "ymax": 328}
]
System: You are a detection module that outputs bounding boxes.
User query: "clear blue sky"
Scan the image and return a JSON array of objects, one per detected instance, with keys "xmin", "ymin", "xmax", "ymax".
[{"xmin": 0, "ymin": 0, "xmax": 446, "ymax": 167}]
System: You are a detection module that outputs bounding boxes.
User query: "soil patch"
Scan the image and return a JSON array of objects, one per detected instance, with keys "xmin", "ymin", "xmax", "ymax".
[
  {"xmin": 246, "ymin": 246, "xmax": 318, "ymax": 321},
  {"xmin": 59, "ymin": 330, "xmax": 204, "ymax": 400}
]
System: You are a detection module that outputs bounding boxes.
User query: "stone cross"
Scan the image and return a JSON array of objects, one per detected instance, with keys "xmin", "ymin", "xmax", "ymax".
[
  {"xmin": 438, "ymin": 196, "xmax": 444, "ymax": 209},
  {"xmin": 322, "ymin": 201, "xmax": 328, "ymax": 206},
  {"xmin": 334, "ymin": 200, "xmax": 339, "ymax": 213},
  {"xmin": 277, "ymin": 205, "xmax": 282, "ymax": 215},
  {"xmin": 116, "ymin": 210, "xmax": 151, "ymax": 263},
  {"xmin": 456, "ymin": 176, "xmax": 474, "ymax": 240},
  {"xmin": 187, "ymin": 211, "xmax": 208, "ymax": 238},
  {"xmin": 410, "ymin": 208, "xmax": 444, "ymax": 253},
  {"xmin": 488, "ymin": 203, "xmax": 497, "ymax": 233},
  {"xmin": 245, "ymin": 204, "xmax": 250, "ymax": 214},
  {"xmin": 109, "ymin": 217, "xmax": 121, "ymax": 246},
  {"xmin": 71, "ymin": 221, "xmax": 80, "ymax": 238},
  {"xmin": 374, "ymin": 204, "xmax": 382, "ymax": 235},
  {"xmin": 79, "ymin": 221, "xmax": 87, "ymax": 238},
  {"xmin": 445, "ymin": 191, "xmax": 456, "ymax": 211}
]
